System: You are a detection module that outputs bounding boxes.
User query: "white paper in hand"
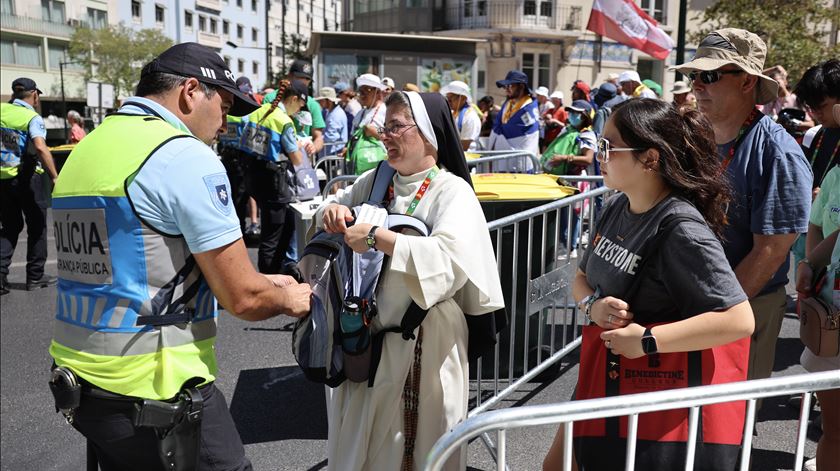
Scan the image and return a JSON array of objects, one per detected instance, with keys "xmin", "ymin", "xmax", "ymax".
[{"xmin": 355, "ymin": 203, "xmax": 388, "ymax": 228}]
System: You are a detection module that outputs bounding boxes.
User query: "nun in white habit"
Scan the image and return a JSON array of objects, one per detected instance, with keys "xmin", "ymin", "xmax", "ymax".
[{"xmin": 317, "ymin": 91, "xmax": 505, "ymax": 470}]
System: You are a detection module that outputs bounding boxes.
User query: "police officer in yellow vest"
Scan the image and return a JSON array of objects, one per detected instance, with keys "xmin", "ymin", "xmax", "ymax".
[
  {"xmin": 48, "ymin": 43, "xmax": 312, "ymax": 471},
  {"xmin": 0, "ymin": 78, "xmax": 59, "ymax": 295}
]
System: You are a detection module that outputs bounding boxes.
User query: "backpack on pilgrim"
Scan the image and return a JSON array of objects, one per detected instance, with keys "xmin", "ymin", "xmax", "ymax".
[{"xmin": 292, "ymin": 161, "xmax": 506, "ymax": 387}]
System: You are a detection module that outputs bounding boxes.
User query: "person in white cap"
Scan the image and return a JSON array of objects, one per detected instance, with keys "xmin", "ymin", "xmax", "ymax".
[
  {"xmin": 442, "ymin": 80, "xmax": 482, "ymax": 151},
  {"xmin": 350, "ymin": 73, "xmax": 388, "ymax": 144},
  {"xmin": 673, "ymin": 28, "xmax": 812, "ymax": 394},
  {"xmin": 341, "ymin": 73, "xmax": 389, "ymax": 172},
  {"xmin": 670, "ymin": 80, "xmax": 695, "ymax": 110},
  {"xmin": 382, "ymin": 77, "xmax": 395, "ymax": 94},
  {"xmin": 534, "ymin": 86, "xmax": 555, "ymax": 151},
  {"xmin": 619, "ymin": 70, "xmax": 657, "ymax": 98},
  {"xmin": 544, "ymin": 90, "xmax": 568, "ymax": 144}
]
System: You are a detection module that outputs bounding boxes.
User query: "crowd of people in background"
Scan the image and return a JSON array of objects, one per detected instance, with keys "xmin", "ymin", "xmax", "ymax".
[{"xmin": 3, "ymin": 24, "xmax": 836, "ymax": 470}]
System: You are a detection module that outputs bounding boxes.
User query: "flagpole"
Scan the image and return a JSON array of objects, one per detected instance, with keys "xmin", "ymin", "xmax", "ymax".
[{"xmin": 675, "ymin": 0, "xmax": 687, "ymax": 81}]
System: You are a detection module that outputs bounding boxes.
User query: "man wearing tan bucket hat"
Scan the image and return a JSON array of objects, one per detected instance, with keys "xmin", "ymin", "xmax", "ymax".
[{"xmin": 673, "ymin": 29, "xmax": 813, "ymax": 389}]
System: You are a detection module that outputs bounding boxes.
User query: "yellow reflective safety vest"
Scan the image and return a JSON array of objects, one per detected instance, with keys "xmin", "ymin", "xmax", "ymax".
[
  {"xmin": 49, "ymin": 113, "xmax": 219, "ymax": 400},
  {"xmin": 239, "ymin": 103, "xmax": 296, "ymax": 162},
  {"xmin": 0, "ymin": 102, "xmax": 40, "ymax": 179}
]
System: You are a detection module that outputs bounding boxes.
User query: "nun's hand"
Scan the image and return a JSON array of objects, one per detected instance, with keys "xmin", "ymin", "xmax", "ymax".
[
  {"xmin": 323, "ymin": 204, "xmax": 354, "ymax": 234},
  {"xmin": 344, "ymin": 223, "xmax": 372, "ymax": 254}
]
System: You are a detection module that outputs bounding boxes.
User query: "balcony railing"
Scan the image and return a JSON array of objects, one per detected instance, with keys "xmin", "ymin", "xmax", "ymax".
[
  {"xmin": 1, "ymin": 14, "xmax": 78, "ymax": 38},
  {"xmin": 195, "ymin": 0, "xmax": 223, "ymax": 12},
  {"xmin": 440, "ymin": 2, "xmax": 583, "ymax": 31},
  {"xmin": 198, "ymin": 31, "xmax": 223, "ymax": 49}
]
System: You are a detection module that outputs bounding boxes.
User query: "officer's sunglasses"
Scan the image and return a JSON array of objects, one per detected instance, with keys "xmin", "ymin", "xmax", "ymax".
[
  {"xmin": 596, "ymin": 137, "xmax": 642, "ymax": 164},
  {"xmin": 688, "ymin": 69, "xmax": 744, "ymax": 85}
]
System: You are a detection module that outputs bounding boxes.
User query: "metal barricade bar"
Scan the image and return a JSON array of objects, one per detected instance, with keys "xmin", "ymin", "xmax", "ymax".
[
  {"xmin": 322, "ymin": 175, "xmax": 358, "ymax": 198},
  {"xmin": 467, "ymin": 153, "xmax": 542, "ymax": 173},
  {"xmin": 426, "ymin": 371, "xmax": 840, "ymax": 470}
]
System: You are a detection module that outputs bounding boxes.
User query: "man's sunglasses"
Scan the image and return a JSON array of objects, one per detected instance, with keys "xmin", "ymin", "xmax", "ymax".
[{"xmin": 688, "ymin": 69, "xmax": 744, "ymax": 85}]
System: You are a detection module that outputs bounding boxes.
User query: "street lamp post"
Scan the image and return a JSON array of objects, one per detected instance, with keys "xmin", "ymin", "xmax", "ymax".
[
  {"xmin": 226, "ymin": 41, "xmax": 273, "ymax": 87},
  {"xmin": 59, "ymin": 59, "xmax": 83, "ymax": 144}
]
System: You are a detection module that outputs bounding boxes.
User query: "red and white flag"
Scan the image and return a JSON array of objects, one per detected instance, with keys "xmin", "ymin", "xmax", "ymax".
[{"xmin": 586, "ymin": 0, "xmax": 674, "ymax": 60}]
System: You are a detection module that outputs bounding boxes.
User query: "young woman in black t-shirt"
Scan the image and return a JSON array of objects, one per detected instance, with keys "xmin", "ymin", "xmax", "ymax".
[{"xmin": 543, "ymin": 99, "xmax": 755, "ymax": 471}]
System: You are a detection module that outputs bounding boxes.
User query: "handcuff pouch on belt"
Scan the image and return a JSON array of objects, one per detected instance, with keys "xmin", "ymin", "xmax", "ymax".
[
  {"xmin": 133, "ymin": 378, "xmax": 204, "ymax": 471},
  {"xmin": 49, "ymin": 366, "xmax": 81, "ymax": 424}
]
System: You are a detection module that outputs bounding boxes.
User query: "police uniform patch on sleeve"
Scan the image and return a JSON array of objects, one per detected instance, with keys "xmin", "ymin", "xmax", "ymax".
[{"xmin": 203, "ymin": 173, "xmax": 233, "ymax": 215}]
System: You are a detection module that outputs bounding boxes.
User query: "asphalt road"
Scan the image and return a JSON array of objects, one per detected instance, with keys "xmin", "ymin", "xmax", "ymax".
[{"xmin": 0, "ymin": 212, "xmax": 822, "ymax": 470}]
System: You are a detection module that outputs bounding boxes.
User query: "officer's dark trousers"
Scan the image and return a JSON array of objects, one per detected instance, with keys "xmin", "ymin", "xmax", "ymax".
[
  {"xmin": 0, "ymin": 171, "xmax": 48, "ymax": 280},
  {"xmin": 72, "ymin": 384, "xmax": 252, "ymax": 471},
  {"xmin": 257, "ymin": 203, "xmax": 295, "ymax": 274}
]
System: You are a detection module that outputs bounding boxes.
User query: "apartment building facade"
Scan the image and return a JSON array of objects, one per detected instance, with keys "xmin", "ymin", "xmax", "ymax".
[
  {"xmin": 113, "ymin": 0, "xmax": 270, "ymax": 90},
  {"xmin": 0, "ymin": 0, "xmax": 105, "ymax": 107},
  {"xmin": 267, "ymin": 0, "xmax": 342, "ymax": 84}
]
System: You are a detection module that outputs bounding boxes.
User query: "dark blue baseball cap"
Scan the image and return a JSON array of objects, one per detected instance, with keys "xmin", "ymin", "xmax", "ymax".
[
  {"xmin": 593, "ymin": 82, "xmax": 617, "ymax": 107},
  {"xmin": 12, "ymin": 77, "xmax": 42, "ymax": 95},
  {"xmin": 565, "ymin": 99, "xmax": 594, "ymax": 118},
  {"xmin": 496, "ymin": 70, "xmax": 530, "ymax": 88}
]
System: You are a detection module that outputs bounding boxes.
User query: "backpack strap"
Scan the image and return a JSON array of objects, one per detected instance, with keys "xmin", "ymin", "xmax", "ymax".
[
  {"xmin": 366, "ymin": 160, "xmax": 397, "ymax": 207},
  {"xmin": 368, "ymin": 302, "xmax": 429, "ymax": 387}
]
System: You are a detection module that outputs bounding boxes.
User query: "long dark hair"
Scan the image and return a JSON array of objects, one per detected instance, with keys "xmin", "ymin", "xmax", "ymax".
[{"xmin": 610, "ymin": 98, "xmax": 730, "ymax": 238}]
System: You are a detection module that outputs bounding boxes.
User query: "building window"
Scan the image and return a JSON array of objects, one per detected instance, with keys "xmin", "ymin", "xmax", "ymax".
[
  {"xmin": 223, "ymin": 56, "xmax": 231, "ymax": 67},
  {"xmin": 251, "ymin": 27, "xmax": 258, "ymax": 43},
  {"xmin": 223, "ymin": 20, "xmax": 229, "ymax": 35},
  {"xmin": 251, "ymin": 0, "xmax": 257, "ymax": 11},
  {"xmin": 639, "ymin": 0, "xmax": 666, "ymax": 22},
  {"xmin": 210, "ymin": 18, "xmax": 217, "ymax": 34},
  {"xmin": 237, "ymin": 59, "xmax": 244, "ymax": 73},
  {"xmin": 522, "ymin": 52, "xmax": 551, "ymax": 90},
  {"xmin": 131, "ymin": 0, "xmax": 141, "ymax": 20},
  {"xmin": 252, "ymin": 61, "xmax": 259, "ymax": 75},
  {"xmin": 1, "ymin": 0, "xmax": 15, "ymax": 15},
  {"xmin": 87, "ymin": 8, "xmax": 108, "ymax": 29},
  {"xmin": 0, "ymin": 39, "xmax": 43, "ymax": 68},
  {"xmin": 154, "ymin": 4, "xmax": 165, "ymax": 23},
  {"xmin": 42, "ymin": 0, "xmax": 66, "ymax": 23},
  {"xmin": 49, "ymin": 44, "xmax": 75, "ymax": 69},
  {"xmin": 185, "ymin": 10, "xmax": 193, "ymax": 28},
  {"xmin": 236, "ymin": 0, "xmax": 242, "ymax": 7},
  {"xmin": 198, "ymin": 15, "xmax": 206, "ymax": 32},
  {"xmin": 237, "ymin": 24, "xmax": 243, "ymax": 39}
]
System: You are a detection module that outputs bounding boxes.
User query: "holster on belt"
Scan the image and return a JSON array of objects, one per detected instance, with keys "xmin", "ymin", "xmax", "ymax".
[
  {"xmin": 49, "ymin": 366, "xmax": 81, "ymax": 422},
  {"xmin": 132, "ymin": 378, "xmax": 205, "ymax": 471}
]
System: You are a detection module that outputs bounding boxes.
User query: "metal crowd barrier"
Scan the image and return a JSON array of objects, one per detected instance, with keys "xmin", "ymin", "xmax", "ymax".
[
  {"xmin": 467, "ymin": 183, "xmax": 613, "ymax": 459},
  {"xmin": 467, "ymin": 150, "xmax": 541, "ymax": 174},
  {"xmin": 425, "ymin": 371, "xmax": 840, "ymax": 471},
  {"xmin": 322, "ymin": 175, "xmax": 359, "ymax": 198},
  {"xmin": 314, "ymin": 154, "xmax": 346, "ymax": 183}
]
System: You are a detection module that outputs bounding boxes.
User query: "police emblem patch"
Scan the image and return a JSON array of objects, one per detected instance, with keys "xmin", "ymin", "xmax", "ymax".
[{"xmin": 203, "ymin": 173, "xmax": 233, "ymax": 215}]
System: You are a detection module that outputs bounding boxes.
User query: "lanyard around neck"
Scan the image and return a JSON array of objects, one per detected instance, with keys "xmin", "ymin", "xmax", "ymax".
[
  {"xmin": 720, "ymin": 108, "xmax": 761, "ymax": 172},
  {"xmin": 387, "ymin": 166, "xmax": 439, "ymax": 216}
]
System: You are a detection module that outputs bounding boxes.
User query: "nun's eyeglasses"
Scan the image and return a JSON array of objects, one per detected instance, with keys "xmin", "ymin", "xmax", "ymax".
[
  {"xmin": 378, "ymin": 123, "xmax": 416, "ymax": 137},
  {"xmin": 596, "ymin": 138, "xmax": 643, "ymax": 164}
]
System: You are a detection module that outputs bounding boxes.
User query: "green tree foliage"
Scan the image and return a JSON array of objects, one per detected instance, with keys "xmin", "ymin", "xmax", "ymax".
[
  {"xmin": 692, "ymin": 0, "xmax": 840, "ymax": 84},
  {"xmin": 69, "ymin": 25, "xmax": 173, "ymax": 99}
]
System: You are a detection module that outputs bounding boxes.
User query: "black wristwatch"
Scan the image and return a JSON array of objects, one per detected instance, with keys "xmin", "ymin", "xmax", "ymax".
[
  {"xmin": 641, "ymin": 327, "xmax": 658, "ymax": 355},
  {"xmin": 365, "ymin": 225, "xmax": 379, "ymax": 250}
]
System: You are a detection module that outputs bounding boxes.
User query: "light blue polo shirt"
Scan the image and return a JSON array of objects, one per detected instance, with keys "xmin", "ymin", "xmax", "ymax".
[
  {"xmin": 12, "ymin": 99, "xmax": 47, "ymax": 140},
  {"xmin": 120, "ymin": 96, "xmax": 242, "ymax": 254}
]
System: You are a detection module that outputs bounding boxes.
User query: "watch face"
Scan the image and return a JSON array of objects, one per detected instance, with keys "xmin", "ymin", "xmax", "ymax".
[{"xmin": 642, "ymin": 335, "xmax": 657, "ymax": 354}]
